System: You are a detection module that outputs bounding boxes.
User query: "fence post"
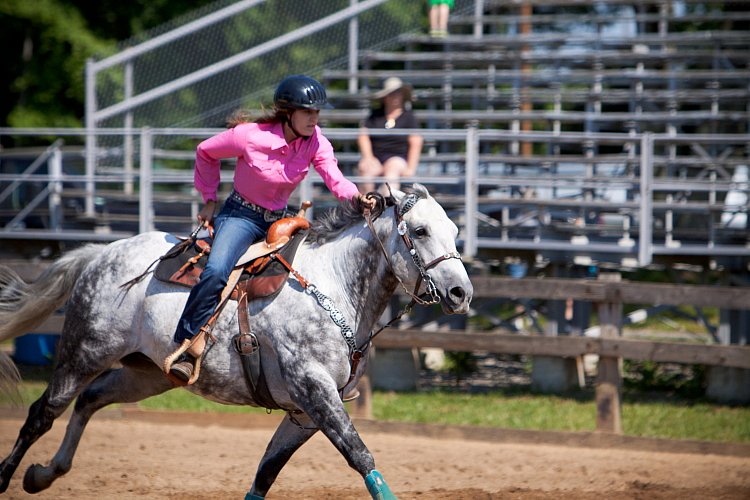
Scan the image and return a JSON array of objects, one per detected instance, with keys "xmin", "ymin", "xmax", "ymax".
[
  {"xmin": 350, "ymin": 374, "xmax": 373, "ymax": 419},
  {"xmin": 139, "ymin": 128, "xmax": 154, "ymax": 234},
  {"xmin": 595, "ymin": 273, "xmax": 623, "ymax": 433}
]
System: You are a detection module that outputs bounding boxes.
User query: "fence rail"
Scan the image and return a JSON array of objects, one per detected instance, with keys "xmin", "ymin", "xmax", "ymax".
[{"xmin": 17, "ymin": 271, "xmax": 750, "ymax": 432}]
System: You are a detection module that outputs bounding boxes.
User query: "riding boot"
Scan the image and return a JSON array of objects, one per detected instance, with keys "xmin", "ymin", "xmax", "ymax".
[
  {"xmin": 163, "ymin": 330, "xmax": 209, "ymax": 385},
  {"xmin": 169, "ymin": 353, "xmax": 196, "ymax": 383}
]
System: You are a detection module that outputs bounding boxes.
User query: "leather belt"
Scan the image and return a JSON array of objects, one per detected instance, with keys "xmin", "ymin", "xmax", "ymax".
[{"xmin": 229, "ymin": 190, "xmax": 294, "ymax": 222}]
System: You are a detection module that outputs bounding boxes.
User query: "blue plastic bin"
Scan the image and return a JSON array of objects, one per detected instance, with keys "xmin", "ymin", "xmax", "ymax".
[{"xmin": 13, "ymin": 334, "xmax": 60, "ymax": 366}]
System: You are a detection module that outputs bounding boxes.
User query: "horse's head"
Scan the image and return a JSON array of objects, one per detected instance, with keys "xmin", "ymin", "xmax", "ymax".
[{"xmin": 386, "ymin": 184, "xmax": 473, "ymax": 314}]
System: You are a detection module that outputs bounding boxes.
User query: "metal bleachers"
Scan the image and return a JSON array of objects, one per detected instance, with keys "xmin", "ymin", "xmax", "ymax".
[
  {"xmin": 318, "ymin": 0, "xmax": 750, "ymax": 273},
  {"xmin": 1, "ymin": 0, "xmax": 748, "ymax": 275},
  {"xmin": 323, "ymin": 1, "xmax": 750, "ymax": 136}
]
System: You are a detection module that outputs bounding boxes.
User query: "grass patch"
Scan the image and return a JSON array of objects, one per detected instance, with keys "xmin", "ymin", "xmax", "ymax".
[
  {"xmin": 3, "ymin": 376, "xmax": 748, "ymax": 444},
  {"xmin": 621, "ymin": 399, "xmax": 750, "ymax": 442},
  {"xmin": 371, "ymin": 389, "xmax": 750, "ymax": 443},
  {"xmin": 373, "ymin": 390, "xmax": 595, "ymax": 432},
  {"xmin": 138, "ymin": 390, "xmax": 268, "ymax": 414}
]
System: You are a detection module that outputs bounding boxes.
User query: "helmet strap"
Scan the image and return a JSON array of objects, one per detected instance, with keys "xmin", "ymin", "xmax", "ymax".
[{"xmin": 283, "ymin": 110, "xmax": 310, "ymax": 141}]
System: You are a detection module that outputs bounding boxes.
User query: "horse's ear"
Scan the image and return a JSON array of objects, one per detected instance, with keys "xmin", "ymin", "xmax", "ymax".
[
  {"xmin": 411, "ymin": 183, "xmax": 430, "ymax": 198},
  {"xmin": 389, "ymin": 186, "xmax": 405, "ymax": 202}
]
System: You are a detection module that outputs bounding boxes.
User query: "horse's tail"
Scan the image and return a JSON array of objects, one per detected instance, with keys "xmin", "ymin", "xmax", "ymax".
[
  {"xmin": 0, "ymin": 244, "xmax": 104, "ymax": 342},
  {"xmin": 0, "ymin": 244, "xmax": 105, "ymax": 391}
]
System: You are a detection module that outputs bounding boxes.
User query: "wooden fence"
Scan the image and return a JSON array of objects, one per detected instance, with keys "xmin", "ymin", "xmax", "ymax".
[
  {"xmin": 20, "ymin": 272, "xmax": 750, "ymax": 433},
  {"xmin": 367, "ymin": 275, "xmax": 750, "ymax": 433}
]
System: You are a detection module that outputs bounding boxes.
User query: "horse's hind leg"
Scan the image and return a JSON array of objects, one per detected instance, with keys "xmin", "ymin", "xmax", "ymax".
[
  {"xmin": 0, "ymin": 360, "xmax": 101, "ymax": 494},
  {"xmin": 247, "ymin": 412, "xmax": 318, "ymax": 498},
  {"xmin": 22, "ymin": 354, "xmax": 172, "ymax": 493}
]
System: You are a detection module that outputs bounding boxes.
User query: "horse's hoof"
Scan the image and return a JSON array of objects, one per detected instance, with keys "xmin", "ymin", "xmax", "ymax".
[
  {"xmin": 0, "ymin": 464, "xmax": 12, "ymax": 493},
  {"xmin": 365, "ymin": 469, "xmax": 397, "ymax": 500},
  {"xmin": 23, "ymin": 464, "xmax": 52, "ymax": 494}
]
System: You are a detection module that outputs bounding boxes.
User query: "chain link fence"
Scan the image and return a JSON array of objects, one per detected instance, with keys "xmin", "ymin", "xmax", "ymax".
[{"xmin": 92, "ymin": 0, "xmax": 479, "ymax": 131}]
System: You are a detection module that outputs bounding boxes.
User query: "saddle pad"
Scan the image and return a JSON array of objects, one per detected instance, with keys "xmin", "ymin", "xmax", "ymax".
[
  {"xmin": 153, "ymin": 230, "xmax": 308, "ymax": 300},
  {"xmin": 153, "ymin": 238, "xmax": 209, "ymax": 287}
]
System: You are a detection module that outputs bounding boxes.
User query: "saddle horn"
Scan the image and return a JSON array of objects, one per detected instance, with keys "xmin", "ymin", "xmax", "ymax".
[{"xmin": 297, "ymin": 201, "xmax": 312, "ymax": 218}]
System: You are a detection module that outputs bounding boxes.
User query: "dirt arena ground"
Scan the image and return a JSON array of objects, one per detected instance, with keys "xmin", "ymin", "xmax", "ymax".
[{"xmin": 1, "ymin": 409, "xmax": 748, "ymax": 499}]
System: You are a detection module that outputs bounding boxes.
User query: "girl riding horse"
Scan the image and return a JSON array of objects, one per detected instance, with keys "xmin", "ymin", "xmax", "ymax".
[{"xmin": 167, "ymin": 75, "xmax": 377, "ymax": 383}]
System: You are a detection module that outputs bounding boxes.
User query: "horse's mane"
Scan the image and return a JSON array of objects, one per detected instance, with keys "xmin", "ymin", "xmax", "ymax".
[
  {"xmin": 308, "ymin": 201, "xmax": 363, "ymax": 245},
  {"xmin": 308, "ymin": 184, "xmax": 429, "ymax": 245}
]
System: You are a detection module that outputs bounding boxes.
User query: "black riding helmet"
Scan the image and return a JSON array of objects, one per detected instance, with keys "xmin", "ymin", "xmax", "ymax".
[{"xmin": 274, "ymin": 75, "xmax": 334, "ymax": 110}]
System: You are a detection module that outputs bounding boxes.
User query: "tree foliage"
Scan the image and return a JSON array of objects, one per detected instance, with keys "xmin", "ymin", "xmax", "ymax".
[{"xmin": 0, "ymin": 0, "xmax": 211, "ymax": 128}]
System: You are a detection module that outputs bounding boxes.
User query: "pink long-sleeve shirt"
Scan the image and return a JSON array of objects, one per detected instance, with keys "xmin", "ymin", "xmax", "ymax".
[{"xmin": 194, "ymin": 121, "xmax": 359, "ymax": 210}]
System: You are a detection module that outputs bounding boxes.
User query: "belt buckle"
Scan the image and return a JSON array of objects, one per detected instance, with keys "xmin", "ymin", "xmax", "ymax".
[{"xmin": 263, "ymin": 210, "xmax": 278, "ymax": 222}]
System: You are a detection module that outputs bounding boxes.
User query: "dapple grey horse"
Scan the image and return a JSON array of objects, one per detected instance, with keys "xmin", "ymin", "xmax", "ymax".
[{"xmin": 0, "ymin": 184, "xmax": 472, "ymax": 499}]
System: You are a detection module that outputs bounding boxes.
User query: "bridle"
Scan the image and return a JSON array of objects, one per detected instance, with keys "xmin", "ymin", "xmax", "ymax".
[
  {"xmin": 363, "ymin": 192, "xmax": 462, "ymax": 342},
  {"xmin": 391, "ymin": 192, "xmax": 462, "ymax": 306}
]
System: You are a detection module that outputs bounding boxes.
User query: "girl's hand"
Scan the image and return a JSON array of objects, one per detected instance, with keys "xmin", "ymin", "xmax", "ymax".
[
  {"xmin": 356, "ymin": 193, "xmax": 378, "ymax": 211},
  {"xmin": 198, "ymin": 200, "xmax": 216, "ymax": 227},
  {"xmin": 352, "ymin": 193, "xmax": 378, "ymax": 212}
]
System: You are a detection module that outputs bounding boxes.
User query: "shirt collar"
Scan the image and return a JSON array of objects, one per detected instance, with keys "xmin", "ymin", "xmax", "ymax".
[{"xmin": 268, "ymin": 122, "xmax": 290, "ymax": 150}]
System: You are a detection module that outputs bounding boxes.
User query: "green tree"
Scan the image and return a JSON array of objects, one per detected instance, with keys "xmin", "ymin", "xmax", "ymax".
[{"xmin": 0, "ymin": 0, "xmax": 211, "ymax": 129}]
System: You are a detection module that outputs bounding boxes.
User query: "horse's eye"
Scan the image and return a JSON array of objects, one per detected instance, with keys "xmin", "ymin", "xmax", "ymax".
[{"xmin": 414, "ymin": 226, "xmax": 428, "ymax": 238}]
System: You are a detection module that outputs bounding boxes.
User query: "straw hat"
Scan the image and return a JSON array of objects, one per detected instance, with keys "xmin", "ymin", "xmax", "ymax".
[{"xmin": 372, "ymin": 77, "xmax": 413, "ymax": 101}]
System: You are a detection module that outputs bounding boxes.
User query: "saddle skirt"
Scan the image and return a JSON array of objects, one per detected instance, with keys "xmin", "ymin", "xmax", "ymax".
[{"xmin": 154, "ymin": 216, "xmax": 309, "ymax": 302}]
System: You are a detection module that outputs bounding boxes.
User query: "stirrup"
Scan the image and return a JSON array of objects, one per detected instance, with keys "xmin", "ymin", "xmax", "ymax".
[
  {"xmin": 163, "ymin": 333, "xmax": 207, "ymax": 386},
  {"xmin": 342, "ymin": 389, "xmax": 361, "ymax": 402}
]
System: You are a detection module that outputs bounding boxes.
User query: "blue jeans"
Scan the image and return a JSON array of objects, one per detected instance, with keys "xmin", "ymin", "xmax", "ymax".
[{"xmin": 173, "ymin": 196, "xmax": 272, "ymax": 343}]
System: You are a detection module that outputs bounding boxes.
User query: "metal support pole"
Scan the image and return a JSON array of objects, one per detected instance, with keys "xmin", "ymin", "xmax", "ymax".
[
  {"xmin": 473, "ymin": 0, "xmax": 485, "ymax": 39},
  {"xmin": 638, "ymin": 132, "xmax": 653, "ymax": 266},
  {"xmin": 348, "ymin": 0, "xmax": 359, "ymax": 94},
  {"xmin": 84, "ymin": 58, "xmax": 97, "ymax": 216},
  {"xmin": 464, "ymin": 125, "xmax": 479, "ymax": 258},
  {"xmin": 139, "ymin": 128, "xmax": 154, "ymax": 233},
  {"xmin": 299, "ymin": 173, "xmax": 314, "ymax": 221},
  {"xmin": 124, "ymin": 61, "xmax": 134, "ymax": 195},
  {"xmin": 48, "ymin": 144, "xmax": 63, "ymax": 231}
]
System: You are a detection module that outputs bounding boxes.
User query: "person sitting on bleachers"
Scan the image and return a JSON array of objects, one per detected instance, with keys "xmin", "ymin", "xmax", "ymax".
[{"xmin": 357, "ymin": 77, "xmax": 423, "ymax": 193}]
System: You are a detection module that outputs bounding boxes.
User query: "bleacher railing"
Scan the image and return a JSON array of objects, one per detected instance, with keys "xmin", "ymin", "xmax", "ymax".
[{"xmin": 1, "ymin": 127, "xmax": 748, "ymax": 268}]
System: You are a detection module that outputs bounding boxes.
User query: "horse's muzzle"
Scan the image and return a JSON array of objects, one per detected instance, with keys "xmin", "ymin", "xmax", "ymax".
[{"xmin": 440, "ymin": 283, "xmax": 472, "ymax": 314}]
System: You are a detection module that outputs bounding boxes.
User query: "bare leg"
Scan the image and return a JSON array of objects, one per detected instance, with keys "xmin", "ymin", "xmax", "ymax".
[
  {"xmin": 429, "ymin": 6, "xmax": 439, "ymax": 32},
  {"xmin": 381, "ymin": 156, "xmax": 408, "ymax": 192},
  {"xmin": 358, "ymin": 157, "xmax": 385, "ymax": 194},
  {"xmin": 438, "ymin": 4, "xmax": 450, "ymax": 32}
]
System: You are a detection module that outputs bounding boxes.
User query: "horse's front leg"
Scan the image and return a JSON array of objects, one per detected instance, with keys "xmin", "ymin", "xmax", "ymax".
[
  {"xmin": 246, "ymin": 412, "xmax": 317, "ymax": 499},
  {"xmin": 288, "ymin": 372, "xmax": 396, "ymax": 500}
]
